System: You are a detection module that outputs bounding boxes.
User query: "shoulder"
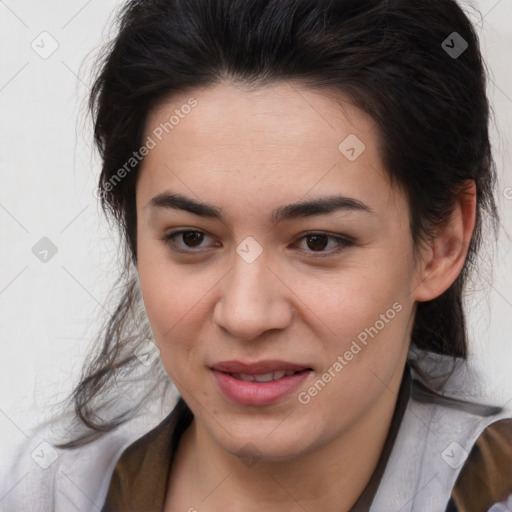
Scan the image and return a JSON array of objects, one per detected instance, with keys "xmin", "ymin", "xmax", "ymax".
[
  {"xmin": 370, "ymin": 351, "xmax": 512, "ymax": 512},
  {"xmin": 0, "ymin": 407, "xmax": 169, "ymax": 512},
  {"xmin": 101, "ymin": 397, "xmax": 193, "ymax": 512},
  {"xmin": 109, "ymin": 397, "xmax": 192, "ymax": 470},
  {"xmin": 447, "ymin": 417, "xmax": 512, "ymax": 512}
]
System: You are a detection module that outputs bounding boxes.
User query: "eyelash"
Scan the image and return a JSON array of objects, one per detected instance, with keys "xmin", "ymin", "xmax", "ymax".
[{"xmin": 161, "ymin": 229, "xmax": 354, "ymax": 258}]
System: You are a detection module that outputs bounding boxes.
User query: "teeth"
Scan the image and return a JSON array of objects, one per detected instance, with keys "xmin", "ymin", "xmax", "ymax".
[
  {"xmin": 231, "ymin": 370, "xmax": 301, "ymax": 382},
  {"xmin": 254, "ymin": 372, "xmax": 275, "ymax": 383}
]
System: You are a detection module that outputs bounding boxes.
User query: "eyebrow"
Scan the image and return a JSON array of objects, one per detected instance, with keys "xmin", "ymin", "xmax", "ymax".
[{"xmin": 146, "ymin": 192, "xmax": 374, "ymax": 223}]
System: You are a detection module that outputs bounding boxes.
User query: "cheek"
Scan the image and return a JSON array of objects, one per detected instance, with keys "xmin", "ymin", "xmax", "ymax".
[
  {"xmin": 136, "ymin": 237, "xmax": 191, "ymax": 330},
  {"xmin": 279, "ymin": 256, "xmax": 410, "ymax": 343},
  {"xmin": 136, "ymin": 246, "xmax": 219, "ymax": 377},
  {"xmin": 135, "ymin": 244, "xmax": 189, "ymax": 347},
  {"xmin": 282, "ymin": 252, "xmax": 414, "ymax": 409},
  {"xmin": 294, "ymin": 271, "xmax": 412, "ymax": 437},
  {"xmin": 138, "ymin": 273, "xmax": 201, "ymax": 382}
]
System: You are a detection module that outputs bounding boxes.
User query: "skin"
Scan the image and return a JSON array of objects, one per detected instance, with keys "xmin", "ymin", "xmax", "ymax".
[{"xmin": 134, "ymin": 80, "xmax": 476, "ymax": 512}]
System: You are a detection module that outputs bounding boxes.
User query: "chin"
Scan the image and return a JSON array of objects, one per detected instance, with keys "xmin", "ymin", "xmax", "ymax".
[{"xmin": 210, "ymin": 420, "xmax": 315, "ymax": 462}]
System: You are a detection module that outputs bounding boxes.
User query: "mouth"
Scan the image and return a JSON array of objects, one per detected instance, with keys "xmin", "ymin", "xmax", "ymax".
[
  {"xmin": 211, "ymin": 359, "xmax": 311, "ymax": 374},
  {"xmin": 210, "ymin": 360, "xmax": 313, "ymax": 406},
  {"xmin": 229, "ymin": 369, "xmax": 310, "ymax": 382}
]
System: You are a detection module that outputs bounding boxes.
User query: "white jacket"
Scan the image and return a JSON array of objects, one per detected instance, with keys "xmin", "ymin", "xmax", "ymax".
[{"xmin": 1, "ymin": 347, "xmax": 511, "ymax": 512}]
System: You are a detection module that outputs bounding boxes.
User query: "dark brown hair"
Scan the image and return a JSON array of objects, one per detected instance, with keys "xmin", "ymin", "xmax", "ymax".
[{"xmin": 54, "ymin": 0, "xmax": 499, "ymax": 449}]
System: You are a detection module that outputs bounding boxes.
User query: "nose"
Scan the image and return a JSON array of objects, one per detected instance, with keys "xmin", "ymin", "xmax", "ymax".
[{"xmin": 212, "ymin": 252, "xmax": 293, "ymax": 341}]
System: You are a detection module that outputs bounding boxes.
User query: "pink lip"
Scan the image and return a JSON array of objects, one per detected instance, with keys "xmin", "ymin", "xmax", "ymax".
[
  {"xmin": 211, "ymin": 359, "xmax": 309, "ymax": 374},
  {"xmin": 210, "ymin": 367, "xmax": 312, "ymax": 406}
]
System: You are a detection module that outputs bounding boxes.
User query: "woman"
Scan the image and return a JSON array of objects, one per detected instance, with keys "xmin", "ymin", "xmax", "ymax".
[{"xmin": 2, "ymin": 0, "xmax": 511, "ymax": 511}]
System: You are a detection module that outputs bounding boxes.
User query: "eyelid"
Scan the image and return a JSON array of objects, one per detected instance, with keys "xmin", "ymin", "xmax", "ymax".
[
  {"xmin": 161, "ymin": 228, "xmax": 218, "ymax": 253},
  {"xmin": 292, "ymin": 231, "xmax": 354, "ymax": 257},
  {"xmin": 161, "ymin": 229, "xmax": 354, "ymax": 256}
]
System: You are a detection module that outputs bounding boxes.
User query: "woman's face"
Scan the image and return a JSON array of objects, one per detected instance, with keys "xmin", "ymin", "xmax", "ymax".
[{"xmin": 135, "ymin": 81, "xmax": 422, "ymax": 460}]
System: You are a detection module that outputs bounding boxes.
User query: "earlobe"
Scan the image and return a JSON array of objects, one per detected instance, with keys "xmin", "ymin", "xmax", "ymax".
[{"xmin": 412, "ymin": 180, "xmax": 477, "ymax": 303}]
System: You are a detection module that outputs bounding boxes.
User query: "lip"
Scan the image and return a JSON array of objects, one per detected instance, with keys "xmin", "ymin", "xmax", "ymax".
[
  {"xmin": 210, "ymin": 360, "xmax": 312, "ymax": 406},
  {"xmin": 211, "ymin": 360, "xmax": 310, "ymax": 374}
]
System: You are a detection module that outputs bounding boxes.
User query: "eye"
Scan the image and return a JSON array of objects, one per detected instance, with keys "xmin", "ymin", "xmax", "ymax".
[
  {"xmin": 161, "ymin": 229, "xmax": 219, "ymax": 253},
  {"xmin": 293, "ymin": 232, "xmax": 354, "ymax": 257},
  {"xmin": 161, "ymin": 229, "xmax": 354, "ymax": 257}
]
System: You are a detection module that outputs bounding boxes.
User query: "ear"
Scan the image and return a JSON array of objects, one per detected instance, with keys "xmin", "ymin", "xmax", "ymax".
[{"xmin": 412, "ymin": 180, "xmax": 477, "ymax": 302}]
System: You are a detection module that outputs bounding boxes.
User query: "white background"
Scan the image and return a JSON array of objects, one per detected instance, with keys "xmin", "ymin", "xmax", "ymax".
[{"xmin": 1, "ymin": 0, "xmax": 511, "ymax": 451}]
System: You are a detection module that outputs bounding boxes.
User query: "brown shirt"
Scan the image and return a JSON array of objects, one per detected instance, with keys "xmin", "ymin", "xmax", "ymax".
[{"xmin": 100, "ymin": 365, "xmax": 512, "ymax": 512}]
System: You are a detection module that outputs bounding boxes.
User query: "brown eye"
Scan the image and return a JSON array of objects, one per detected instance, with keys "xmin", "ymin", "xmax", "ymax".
[
  {"xmin": 181, "ymin": 231, "xmax": 204, "ymax": 247},
  {"xmin": 162, "ymin": 230, "xmax": 217, "ymax": 253},
  {"xmin": 306, "ymin": 234, "xmax": 329, "ymax": 251},
  {"xmin": 295, "ymin": 232, "xmax": 354, "ymax": 257}
]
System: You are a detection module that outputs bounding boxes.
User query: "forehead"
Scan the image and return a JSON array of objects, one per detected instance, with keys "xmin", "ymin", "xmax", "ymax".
[
  {"xmin": 144, "ymin": 80, "xmax": 375, "ymax": 153},
  {"xmin": 137, "ymin": 81, "xmax": 401, "ymax": 220}
]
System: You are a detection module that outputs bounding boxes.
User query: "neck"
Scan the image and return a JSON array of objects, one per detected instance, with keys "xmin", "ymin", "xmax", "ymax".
[{"xmin": 171, "ymin": 365, "xmax": 408, "ymax": 512}]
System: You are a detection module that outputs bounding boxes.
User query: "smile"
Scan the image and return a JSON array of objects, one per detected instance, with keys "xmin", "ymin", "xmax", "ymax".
[
  {"xmin": 211, "ymin": 368, "xmax": 312, "ymax": 406},
  {"xmin": 230, "ymin": 370, "xmax": 301, "ymax": 382}
]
